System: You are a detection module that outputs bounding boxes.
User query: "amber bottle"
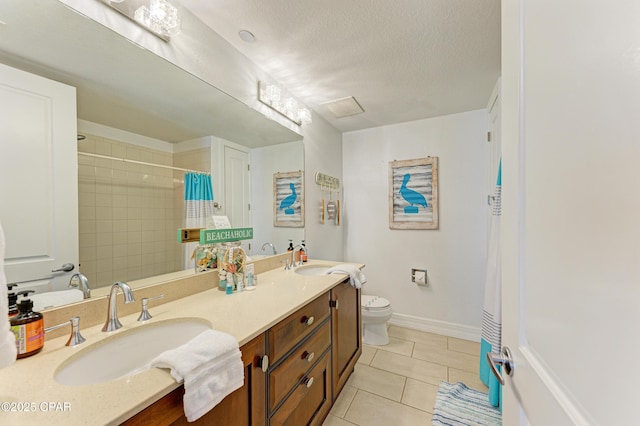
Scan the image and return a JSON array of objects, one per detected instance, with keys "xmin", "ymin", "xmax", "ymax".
[{"xmin": 10, "ymin": 299, "xmax": 44, "ymax": 359}]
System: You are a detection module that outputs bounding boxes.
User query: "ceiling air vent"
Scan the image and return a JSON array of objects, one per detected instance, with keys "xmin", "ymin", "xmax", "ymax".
[{"xmin": 321, "ymin": 96, "xmax": 364, "ymax": 118}]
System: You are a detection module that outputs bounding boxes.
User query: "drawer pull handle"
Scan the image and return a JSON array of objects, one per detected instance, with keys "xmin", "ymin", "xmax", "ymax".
[
  {"xmin": 261, "ymin": 355, "xmax": 269, "ymax": 373},
  {"xmin": 302, "ymin": 351, "xmax": 315, "ymax": 363},
  {"xmin": 301, "ymin": 315, "xmax": 315, "ymax": 326},
  {"xmin": 304, "ymin": 376, "xmax": 314, "ymax": 388}
]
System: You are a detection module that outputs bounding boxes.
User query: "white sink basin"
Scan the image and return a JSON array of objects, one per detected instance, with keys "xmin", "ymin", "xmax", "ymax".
[
  {"xmin": 54, "ymin": 318, "xmax": 211, "ymax": 386},
  {"xmin": 294, "ymin": 264, "xmax": 334, "ymax": 276}
]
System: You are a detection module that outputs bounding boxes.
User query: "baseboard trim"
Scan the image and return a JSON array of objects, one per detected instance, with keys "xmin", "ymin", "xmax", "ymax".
[{"xmin": 388, "ymin": 313, "xmax": 481, "ymax": 342}]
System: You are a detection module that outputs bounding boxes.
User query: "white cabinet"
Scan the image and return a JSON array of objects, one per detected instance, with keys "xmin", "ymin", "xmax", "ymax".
[{"xmin": 0, "ymin": 63, "xmax": 78, "ymax": 291}]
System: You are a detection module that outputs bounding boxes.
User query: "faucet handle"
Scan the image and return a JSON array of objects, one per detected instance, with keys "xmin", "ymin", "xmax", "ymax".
[
  {"xmin": 282, "ymin": 259, "xmax": 291, "ymax": 270},
  {"xmin": 137, "ymin": 294, "xmax": 164, "ymax": 322},
  {"xmin": 45, "ymin": 316, "xmax": 86, "ymax": 346}
]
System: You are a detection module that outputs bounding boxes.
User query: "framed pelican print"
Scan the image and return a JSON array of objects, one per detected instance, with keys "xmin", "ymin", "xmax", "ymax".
[
  {"xmin": 389, "ymin": 157, "xmax": 439, "ymax": 230},
  {"xmin": 274, "ymin": 171, "xmax": 305, "ymax": 227}
]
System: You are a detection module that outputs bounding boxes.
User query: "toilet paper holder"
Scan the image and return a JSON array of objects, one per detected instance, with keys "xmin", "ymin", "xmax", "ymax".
[{"xmin": 411, "ymin": 268, "xmax": 428, "ymax": 286}]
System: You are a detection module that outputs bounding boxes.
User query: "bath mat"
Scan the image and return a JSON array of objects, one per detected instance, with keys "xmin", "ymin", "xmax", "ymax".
[{"xmin": 432, "ymin": 381, "xmax": 501, "ymax": 426}]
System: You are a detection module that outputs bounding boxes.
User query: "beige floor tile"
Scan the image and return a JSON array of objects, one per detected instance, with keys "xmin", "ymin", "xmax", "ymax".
[
  {"xmin": 347, "ymin": 364, "xmax": 406, "ymax": 401},
  {"xmin": 344, "ymin": 390, "xmax": 432, "ymax": 426},
  {"xmin": 413, "ymin": 342, "xmax": 479, "ymax": 373},
  {"xmin": 448, "ymin": 368, "xmax": 488, "ymax": 393},
  {"xmin": 322, "ymin": 414, "xmax": 357, "ymax": 426},
  {"xmin": 388, "ymin": 326, "xmax": 447, "ymax": 348},
  {"xmin": 370, "ymin": 349, "xmax": 447, "ymax": 386},
  {"xmin": 330, "ymin": 385, "xmax": 358, "ymax": 418},
  {"xmin": 358, "ymin": 345, "xmax": 377, "ymax": 365},
  {"xmin": 369, "ymin": 336, "xmax": 414, "ymax": 357},
  {"xmin": 401, "ymin": 378, "xmax": 440, "ymax": 413},
  {"xmin": 448, "ymin": 337, "xmax": 481, "ymax": 355}
]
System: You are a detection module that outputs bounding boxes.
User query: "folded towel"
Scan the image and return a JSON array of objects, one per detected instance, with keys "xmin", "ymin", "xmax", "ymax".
[
  {"xmin": 29, "ymin": 289, "xmax": 84, "ymax": 311},
  {"xmin": 325, "ymin": 264, "xmax": 367, "ymax": 289},
  {"xmin": 151, "ymin": 329, "xmax": 244, "ymax": 422},
  {"xmin": 0, "ymin": 223, "xmax": 17, "ymax": 369}
]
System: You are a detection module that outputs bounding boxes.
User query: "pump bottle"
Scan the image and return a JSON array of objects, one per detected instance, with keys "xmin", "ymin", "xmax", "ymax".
[{"xmin": 10, "ymin": 299, "xmax": 44, "ymax": 359}]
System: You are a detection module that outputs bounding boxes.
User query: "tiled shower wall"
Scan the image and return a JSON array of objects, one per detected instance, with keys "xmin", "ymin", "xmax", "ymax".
[{"xmin": 78, "ymin": 134, "xmax": 208, "ymax": 289}]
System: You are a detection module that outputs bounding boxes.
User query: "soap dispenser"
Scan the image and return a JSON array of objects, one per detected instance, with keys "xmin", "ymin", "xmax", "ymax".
[
  {"xmin": 10, "ymin": 299, "xmax": 44, "ymax": 359},
  {"xmin": 300, "ymin": 240, "xmax": 308, "ymax": 263},
  {"xmin": 6, "ymin": 284, "xmax": 18, "ymax": 319},
  {"xmin": 287, "ymin": 240, "xmax": 294, "ymax": 252}
]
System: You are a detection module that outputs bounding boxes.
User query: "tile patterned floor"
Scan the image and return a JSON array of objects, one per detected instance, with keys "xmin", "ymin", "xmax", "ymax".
[{"xmin": 322, "ymin": 325, "xmax": 488, "ymax": 426}]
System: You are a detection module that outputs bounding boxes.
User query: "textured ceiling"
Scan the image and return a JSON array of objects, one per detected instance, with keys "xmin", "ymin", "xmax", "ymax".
[{"xmin": 178, "ymin": 0, "xmax": 501, "ymax": 132}]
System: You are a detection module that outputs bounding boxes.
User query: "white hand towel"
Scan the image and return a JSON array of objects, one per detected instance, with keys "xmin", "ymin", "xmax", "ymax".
[
  {"xmin": 0, "ymin": 222, "xmax": 17, "ymax": 369},
  {"xmin": 325, "ymin": 264, "xmax": 367, "ymax": 289},
  {"xmin": 151, "ymin": 329, "xmax": 244, "ymax": 422}
]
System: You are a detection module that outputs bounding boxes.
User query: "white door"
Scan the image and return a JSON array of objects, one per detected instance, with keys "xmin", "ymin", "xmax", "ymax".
[
  {"xmin": 500, "ymin": 1, "xmax": 640, "ymax": 424},
  {"xmin": 223, "ymin": 145, "xmax": 251, "ymax": 249},
  {"xmin": 0, "ymin": 63, "xmax": 78, "ymax": 291}
]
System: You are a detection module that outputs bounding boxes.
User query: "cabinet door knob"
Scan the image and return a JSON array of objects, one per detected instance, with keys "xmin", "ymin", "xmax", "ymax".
[
  {"xmin": 301, "ymin": 315, "xmax": 314, "ymax": 326},
  {"xmin": 302, "ymin": 351, "xmax": 315, "ymax": 363},
  {"xmin": 304, "ymin": 376, "xmax": 314, "ymax": 388},
  {"xmin": 260, "ymin": 355, "xmax": 269, "ymax": 373},
  {"xmin": 330, "ymin": 300, "xmax": 339, "ymax": 310}
]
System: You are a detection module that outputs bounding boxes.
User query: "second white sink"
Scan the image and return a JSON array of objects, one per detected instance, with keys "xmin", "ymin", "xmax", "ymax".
[
  {"xmin": 54, "ymin": 318, "xmax": 212, "ymax": 386},
  {"xmin": 294, "ymin": 264, "xmax": 334, "ymax": 276}
]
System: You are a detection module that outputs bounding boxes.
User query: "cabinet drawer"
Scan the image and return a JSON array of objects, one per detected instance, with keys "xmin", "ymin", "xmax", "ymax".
[
  {"xmin": 269, "ymin": 320, "xmax": 331, "ymax": 411},
  {"xmin": 268, "ymin": 292, "xmax": 330, "ymax": 363},
  {"xmin": 269, "ymin": 351, "xmax": 331, "ymax": 426}
]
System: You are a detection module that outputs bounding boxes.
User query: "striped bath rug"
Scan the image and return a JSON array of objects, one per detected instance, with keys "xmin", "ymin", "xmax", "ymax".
[{"xmin": 432, "ymin": 381, "xmax": 501, "ymax": 426}]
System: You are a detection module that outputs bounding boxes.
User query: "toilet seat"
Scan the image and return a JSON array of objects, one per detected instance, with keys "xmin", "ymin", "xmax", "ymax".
[{"xmin": 361, "ymin": 295, "xmax": 391, "ymax": 311}]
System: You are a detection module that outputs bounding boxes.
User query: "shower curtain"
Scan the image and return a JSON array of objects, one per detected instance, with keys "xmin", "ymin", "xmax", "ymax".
[
  {"xmin": 183, "ymin": 172, "xmax": 215, "ymax": 269},
  {"xmin": 479, "ymin": 161, "xmax": 502, "ymax": 408}
]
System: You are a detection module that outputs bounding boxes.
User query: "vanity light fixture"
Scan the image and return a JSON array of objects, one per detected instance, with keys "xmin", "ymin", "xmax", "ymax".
[
  {"xmin": 258, "ymin": 81, "xmax": 312, "ymax": 126},
  {"xmin": 100, "ymin": 0, "xmax": 181, "ymax": 41}
]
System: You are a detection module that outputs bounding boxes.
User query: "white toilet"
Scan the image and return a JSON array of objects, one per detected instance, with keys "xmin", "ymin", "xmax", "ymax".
[{"xmin": 361, "ymin": 295, "xmax": 393, "ymax": 346}]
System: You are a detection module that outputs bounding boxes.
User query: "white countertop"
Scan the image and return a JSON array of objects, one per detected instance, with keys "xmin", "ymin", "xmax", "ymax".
[{"xmin": 0, "ymin": 260, "xmax": 359, "ymax": 425}]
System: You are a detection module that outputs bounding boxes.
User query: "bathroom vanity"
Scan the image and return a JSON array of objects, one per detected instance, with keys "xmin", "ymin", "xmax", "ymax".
[
  {"xmin": 0, "ymin": 260, "xmax": 361, "ymax": 426},
  {"xmin": 123, "ymin": 279, "xmax": 360, "ymax": 425}
]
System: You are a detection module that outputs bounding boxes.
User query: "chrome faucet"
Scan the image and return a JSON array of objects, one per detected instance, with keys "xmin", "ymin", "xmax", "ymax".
[
  {"xmin": 291, "ymin": 244, "xmax": 304, "ymax": 268},
  {"xmin": 68, "ymin": 273, "xmax": 91, "ymax": 299},
  {"xmin": 261, "ymin": 242, "xmax": 277, "ymax": 255},
  {"xmin": 102, "ymin": 282, "xmax": 135, "ymax": 332}
]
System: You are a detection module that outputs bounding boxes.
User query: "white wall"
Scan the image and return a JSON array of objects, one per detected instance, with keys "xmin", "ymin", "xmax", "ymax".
[
  {"xmin": 343, "ymin": 110, "xmax": 488, "ymax": 337},
  {"xmin": 251, "ymin": 141, "xmax": 305, "ymax": 255},
  {"xmin": 302, "ymin": 115, "xmax": 344, "ymax": 261}
]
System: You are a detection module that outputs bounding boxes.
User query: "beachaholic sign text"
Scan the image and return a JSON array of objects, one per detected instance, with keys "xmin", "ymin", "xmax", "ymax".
[{"xmin": 200, "ymin": 227, "xmax": 254, "ymax": 244}]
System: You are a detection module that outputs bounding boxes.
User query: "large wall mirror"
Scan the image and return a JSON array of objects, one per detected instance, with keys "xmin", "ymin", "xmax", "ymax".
[{"xmin": 0, "ymin": 1, "xmax": 304, "ymax": 301}]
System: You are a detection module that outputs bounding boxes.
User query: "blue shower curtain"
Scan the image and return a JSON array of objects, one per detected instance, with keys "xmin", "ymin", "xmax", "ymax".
[
  {"xmin": 479, "ymin": 161, "xmax": 502, "ymax": 408},
  {"xmin": 183, "ymin": 172, "xmax": 215, "ymax": 269}
]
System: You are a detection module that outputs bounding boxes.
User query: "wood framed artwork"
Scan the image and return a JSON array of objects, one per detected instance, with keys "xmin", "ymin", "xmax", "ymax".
[
  {"xmin": 389, "ymin": 157, "xmax": 439, "ymax": 230},
  {"xmin": 274, "ymin": 171, "xmax": 304, "ymax": 227}
]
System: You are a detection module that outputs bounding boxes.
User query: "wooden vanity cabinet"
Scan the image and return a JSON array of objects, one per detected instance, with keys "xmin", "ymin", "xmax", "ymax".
[
  {"xmin": 122, "ymin": 281, "xmax": 361, "ymax": 426},
  {"xmin": 269, "ymin": 351, "xmax": 332, "ymax": 426},
  {"xmin": 330, "ymin": 279, "xmax": 362, "ymax": 399},
  {"xmin": 121, "ymin": 332, "xmax": 267, "ymax": 426},
  {"xmin": 267, "ymin": 292, "xmax": 333, "ymax": 425}
]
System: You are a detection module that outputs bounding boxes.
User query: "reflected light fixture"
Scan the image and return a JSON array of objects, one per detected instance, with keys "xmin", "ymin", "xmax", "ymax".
[
  {"xmin": 101, "ymin": 0, "xmax": 181, "ymax": 41},
  {"xmin": 258, "ymin": 81, "xmax": 312, "ymax": 126}
]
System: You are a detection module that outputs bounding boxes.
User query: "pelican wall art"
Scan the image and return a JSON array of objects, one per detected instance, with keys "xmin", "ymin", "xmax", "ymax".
[
  {"xmin": 274, "ymin": 171, "xmax": 305, "ymax": 227},
  {"xmin": 389, "ymin": 157, "xmax": 439, "ymax": 229}
]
